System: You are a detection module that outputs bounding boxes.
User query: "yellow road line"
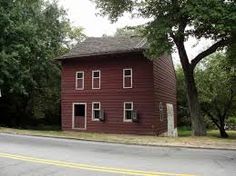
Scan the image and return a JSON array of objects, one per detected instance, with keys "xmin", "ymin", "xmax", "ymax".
[{"xmin": 0, "ymin": 152, "xmax": 194, "ymax": 176}]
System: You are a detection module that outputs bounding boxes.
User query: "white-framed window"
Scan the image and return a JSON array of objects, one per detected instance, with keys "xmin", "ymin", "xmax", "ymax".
[
  {"xmin": 75, "ymin": 71, "xmax": 84, "ymax": 90},
  {"xmin": 123, "ymin": 68, "xmax": 132, "ymax": 88},
  {"xmin": 123, "ymin": 102, "xmax": 133, "ymax": 122},
  {"xmin": 159, "ymin": 102, "xmax": 164, "ymax": 121},
  {"xmin": 92, "ymin": 102, "xmax": 101, "ymax": 121},
  {"xmin": 92, "ymin": 70, "xmax": 101, "ymax": 89}
]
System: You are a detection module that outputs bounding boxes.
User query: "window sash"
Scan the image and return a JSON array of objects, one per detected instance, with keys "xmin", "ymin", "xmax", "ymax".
[
  {"xmin": 124, "ymin": 102, "xmax": 133, "ymax": 121},
  {"xmin": 124, "ymin": 69, "xmax": 131, "ymax": 76},
  {"xmin": 76, "ymin": 71, "xmax": 84, "ymax": 90},
  {"xmin": 93, "ymin": 71, "xmax": 100, "ymax": 78},
  {"xmin": 123, "ymin": 68, "xmax": 132, "ymax": 88},
  {"xmin": 93, "ymin": 102, "xmax": 100, "ymax": 110},
  {"xmin": 77, "ymin": 72, "xmax": 83, "ymax": 79},
  {"xmin": 92, "ymin": 70, "xmax": 101, "ymax": 89},
  {"xmin": 92, "ymin": 102, "xmax": 101, "ymax": 120}
]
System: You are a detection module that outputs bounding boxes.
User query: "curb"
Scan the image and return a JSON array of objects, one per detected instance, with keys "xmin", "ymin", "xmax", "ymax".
[{"xmin": 1, "ymin": 131, "xmax": 236, "ymax": 151}]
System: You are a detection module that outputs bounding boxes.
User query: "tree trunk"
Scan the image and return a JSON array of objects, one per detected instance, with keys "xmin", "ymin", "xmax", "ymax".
[
  {"xmin": 184, "ymin": 69, "xmax": 206, "ymax": 136},
  {"xmin": 219, "ymin": 126, "xmax": 228, "ymax": 138},
  {"xmin": 175, "ymin": 37, "xmax": 206, "ymax": 136},
  {"xmin": 219, "ymin": 116, "xmax": 228, "ymax": 138}
]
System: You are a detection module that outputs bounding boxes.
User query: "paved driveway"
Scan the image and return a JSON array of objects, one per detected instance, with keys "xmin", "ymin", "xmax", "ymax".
[{"xmin": 0, "ymin": 133, "xmax": 235, "ymax": 176}]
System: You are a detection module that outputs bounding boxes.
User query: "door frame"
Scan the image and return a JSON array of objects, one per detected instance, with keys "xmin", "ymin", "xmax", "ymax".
[{"xmin": 72, "ymin": 102, "xmax": 87, "ymax": 130}]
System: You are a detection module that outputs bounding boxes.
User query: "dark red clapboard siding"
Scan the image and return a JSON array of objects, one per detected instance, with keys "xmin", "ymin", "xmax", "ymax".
[
  {"xmin": 152, "ymin": 55, "xmax": 177, "ymax": 135},
  {"xmin": 61, "ymin": 52, "xmax": 176, "ymax": 135}
]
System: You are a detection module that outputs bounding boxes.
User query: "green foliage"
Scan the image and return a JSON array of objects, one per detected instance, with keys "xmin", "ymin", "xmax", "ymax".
[
  {"xmin": 176, "ymin": 66, "xmax": 190, "ymax": 127},
  {"xmin": 92, "ymin": 0, "xmax": 134, "ymax": 23},
  {"xmin": 0, "ymin": 0, "xmax": 84, "ymax": 127},
  {"xmin": 114, "ymin": 26, "xmax": 144, "ymax": 37},
  {"xmin": 176, "ymin": 53, "xmax": 236, "ymax": 133},
  {"xmin": 227, "ymin": 116, "xmax": 236, "ymax": 130},
  {"xmin": 93, "ymin": 0, "xmax": 236, "ymax": 57},
  {"xmin": 196, "ymin": 53, "xmax": 235, "ymax": 114},
  {"xmin": 195, "ymin": 53, "xmax": 236, "ymax": 136}
]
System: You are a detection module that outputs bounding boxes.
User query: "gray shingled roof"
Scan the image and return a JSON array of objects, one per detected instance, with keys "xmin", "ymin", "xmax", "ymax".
[{"xmin": 57, "ymin": 36, "xmax": 148, "ymax": 60}]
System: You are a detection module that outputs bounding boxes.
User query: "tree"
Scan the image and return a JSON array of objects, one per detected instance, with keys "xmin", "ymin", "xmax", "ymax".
[
  {"xmin": 196, "ymin": 53, "xmax": 236, "ymax": 138},
  {"xmin": 0, "ymin": 0, "xmax": 84, "ymax": 127},
  {"xmin": 176, "ymin": 66, "xmax": 190, "ymax": 127},
  {"xmin": 114, "ymin": 26, "xmax": 143, "ymax": 37},
  {"xmin": 92, "ymin": 0, "xmax": 236, "ymax": 135}
]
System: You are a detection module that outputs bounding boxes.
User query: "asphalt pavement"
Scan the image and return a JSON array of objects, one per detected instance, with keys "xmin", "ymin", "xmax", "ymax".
[{"xmin": 0, "ymin": 133, "xmax": 235, "ymax": 176}]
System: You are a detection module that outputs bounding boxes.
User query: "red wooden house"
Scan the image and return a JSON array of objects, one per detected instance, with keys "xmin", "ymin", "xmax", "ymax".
[{"xmin": 57, "ymin": 37, "xmax": 177, "ymax": 136}]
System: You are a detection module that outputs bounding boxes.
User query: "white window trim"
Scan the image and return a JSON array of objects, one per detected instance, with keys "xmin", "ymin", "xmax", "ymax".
[
  {"xmin": 92, "ymin": 70, "xmax": 101, "ymax": 89},
  {"xmin": 72, "ymin": 102, "xmax": 87, "ymax": 130},
  {"xmin": 75, "ymin": 71, "xmax": 84, "ymax": 90},
  {"xmin": 92, "ymin": 102, "xmax": 101, "ymax": 121},
  {"xmin": 123, "ymin": 102, "xmax": 133, "ymax": 122},
  {"xmin": 123, "ymin": 68, "xmax": 133, "ymax": 89}
]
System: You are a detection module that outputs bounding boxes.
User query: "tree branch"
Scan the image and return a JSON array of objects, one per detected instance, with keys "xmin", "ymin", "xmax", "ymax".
[
  {"xmin": 213, "ymin": 99, "xmax": 222, "ymax": 118},
  {"xmin": 191, "ymin": 38, "xmax": 231, "ymax": 68},
  {"xmin": 203, "ymin": 109, "xmax": 220, "ymax": 129}
]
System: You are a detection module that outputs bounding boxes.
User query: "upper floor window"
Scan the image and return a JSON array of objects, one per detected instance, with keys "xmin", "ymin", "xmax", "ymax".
[
  {"xmin": 123, "ymin": 68, "xmax": 132, "ymax": 88},
  {"xmin": 76, "ymin": 71, "xmax": 84, "ymax": 90},
  {"xmin": 92, "ymin": 70, "xmax": 101, "ymax": 89},
  {"xmin": 92, "ymin": 102, "xmax": 101, "ymax": 121},
  {"xmin": 123, "ymin": 102, "xmax": 133, "ymax": 122}
]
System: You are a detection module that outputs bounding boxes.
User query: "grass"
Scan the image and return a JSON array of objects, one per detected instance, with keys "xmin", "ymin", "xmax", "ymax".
[
  {"xmin": 178, "ymin": 127, "xmax": 236, "ymax": 139},
  {"xmin": 0, "ymin": 126, "xmax": 236, "ymax": 150}
]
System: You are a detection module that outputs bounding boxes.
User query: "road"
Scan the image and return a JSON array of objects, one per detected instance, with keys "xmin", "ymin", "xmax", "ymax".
[{"xmin": 0, "ymin": 133, "xmax": 235, "ymax": 176}]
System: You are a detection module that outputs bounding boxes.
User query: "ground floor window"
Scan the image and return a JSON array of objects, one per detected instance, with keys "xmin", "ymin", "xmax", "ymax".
[
  {"xmin": 92, "ymin": 102, "xmax": 101, "ymax": 120},
  {"xmin": 123, "ymin": 102, "xmax": 133, "ymax": 122}
]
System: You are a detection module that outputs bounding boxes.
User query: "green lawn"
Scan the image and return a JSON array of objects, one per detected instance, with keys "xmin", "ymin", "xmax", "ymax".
[
  {"xmin": 178, "ymin": 127, "xmax": 236, "ymax": 139},
  {"xmin": 0, "ymin": 127, "xmax": 236, "ymax": 150}
]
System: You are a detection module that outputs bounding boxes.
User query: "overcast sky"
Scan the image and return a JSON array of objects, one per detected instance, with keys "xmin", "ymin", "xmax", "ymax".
[
  {"xmin": 58, "ymin": 0, "xmax": 213, "ymax": 65},
  {"xmin": 58, "ymin": 0, "xmax": 150, "ymax": 37}
]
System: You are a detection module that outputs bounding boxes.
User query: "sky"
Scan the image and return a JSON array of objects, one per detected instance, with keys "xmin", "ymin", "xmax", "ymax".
[
  {"xmin": 58, "ymin": 0, "xmax": 150, "ymax": 37},
  {"xmin": 58, "ymin": 0, "xmax": 213, "ymax": 65}
]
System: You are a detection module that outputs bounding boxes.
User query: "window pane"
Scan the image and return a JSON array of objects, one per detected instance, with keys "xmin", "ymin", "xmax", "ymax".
[
  {"xmin": 124, "ymin": 69, "xmax": 131, "ymax": 76},
  {"xmin": 76, "ymin": 79, "xmax": 83, "ymax": 89},
  {"xmin": 93, "ymin": 71, "xmax": 100, "ymax": 78},
  {"xmin": 94, "ymin": 110, "xmax": 100, "ymax": 119},
  {"xmin": 124, "ymin": 77, "xmax": 132, "ymax": 88},
  {"xmin": 77, "ymin": 72, "xmax": 83, "ymax": 79},
  {"xmin": 125, "ymin": 111, "xmax": 132, "ymax": 120},
  {"xmin": 93, "ymin": 103, "xmax": 100, "ymax": 109},
  {"xmin": 74, "ymin": 104, "xmax": 85, "ymax": 116},
  {"xmin": 93, "ymin": 78, "xmax": 100, "ymax": 89},
  {"xmin": 125, "ymin": 103, "xmax": 132, "ymax": 110}
]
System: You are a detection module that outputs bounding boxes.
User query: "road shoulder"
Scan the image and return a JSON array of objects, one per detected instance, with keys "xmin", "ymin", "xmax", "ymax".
[{"xmin": 0, "ymin": 127, "xmax": 236, "ymax": 151}]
